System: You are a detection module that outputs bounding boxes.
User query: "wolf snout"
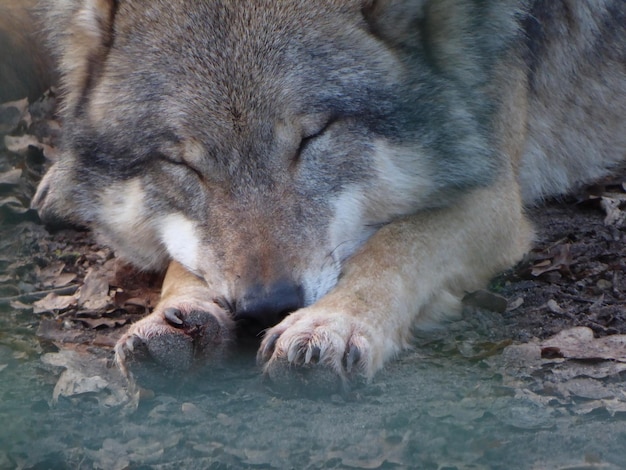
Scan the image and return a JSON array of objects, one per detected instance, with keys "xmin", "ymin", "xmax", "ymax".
[{"xmin": 233, "ymin": 281, "xmax": 304, "ymax": 330}]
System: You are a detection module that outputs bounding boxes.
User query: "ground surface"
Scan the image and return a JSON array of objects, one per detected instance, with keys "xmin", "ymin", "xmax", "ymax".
[{"xmin": 0, "ymin": 93, "xmax": 625, "ymax": 469}]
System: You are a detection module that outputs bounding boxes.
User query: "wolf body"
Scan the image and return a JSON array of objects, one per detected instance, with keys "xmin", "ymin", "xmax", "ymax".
[
  {"xmin": 0, "ymin": 0, "xmax": 52, "ymax": 102},
  {"xmin": 22, "ymin": 0, "xmax": 626, "ymax": 387}
]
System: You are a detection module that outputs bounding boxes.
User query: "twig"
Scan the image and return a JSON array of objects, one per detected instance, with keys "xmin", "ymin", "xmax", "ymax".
[{"xmin": 0, "ymin": 285, "xmax": 79, "ymax": 306}]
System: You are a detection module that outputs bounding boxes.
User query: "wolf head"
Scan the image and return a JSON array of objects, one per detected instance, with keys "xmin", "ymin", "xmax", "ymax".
[{"xmin": 33, "ymin": 0, "xmax": 520, "ymax": 325}]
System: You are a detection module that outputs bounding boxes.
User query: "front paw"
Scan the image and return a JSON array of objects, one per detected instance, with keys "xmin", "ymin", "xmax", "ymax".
[
  {"xmin": 115, "ymin": 300, "xmax": 234, "ymax": 383},
  {"xmin": 257, "ymin": 308, "xmax": 383, "ymax": 394}
]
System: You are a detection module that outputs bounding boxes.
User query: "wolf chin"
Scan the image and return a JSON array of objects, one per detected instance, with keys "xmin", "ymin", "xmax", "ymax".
[{"xmin": 19, "ymin": 0, "xmax": 626, "ymax": 390}]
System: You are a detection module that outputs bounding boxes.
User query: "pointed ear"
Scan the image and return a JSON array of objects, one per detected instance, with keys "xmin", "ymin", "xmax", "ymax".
[
  {"xmin": 362, "ymin": 0, "xmax": 427, "ymax": 50},
  {"xmin": 46, "ymin": 0, "xmax": 118, "ymax": 111},
  {"xmin": 363, "ymin": 0, "xmax": 522, "ymax": 85}
]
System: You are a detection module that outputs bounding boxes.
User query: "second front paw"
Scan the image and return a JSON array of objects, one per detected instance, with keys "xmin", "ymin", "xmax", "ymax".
[
  {"xmin": 115, "ymin": 299, "xmax": 234, "ymax": 383},
  {"xmin": 257, "ymin": 307, "xmax": 387, "ymax": 394}
]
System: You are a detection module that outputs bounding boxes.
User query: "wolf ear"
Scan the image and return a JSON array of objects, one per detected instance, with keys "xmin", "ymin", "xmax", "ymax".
[
  {"xmin": 362, "ymin": 0, "xmax": 522, "ymax": 84},
  {"xmin": 361, "ymin": 0, "xmax": 427, "ymax": 50},
  {"xmin": 46, "ymin": 0, "xmax": 118, "ymax": 111}
]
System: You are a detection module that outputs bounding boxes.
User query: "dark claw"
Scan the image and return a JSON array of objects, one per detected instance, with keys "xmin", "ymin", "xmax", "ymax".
[
  {"xmin": 259, "ymin": 333, "xmax": 280, "ymax": 362},
  {"xmin": 343, "ymin": 344, "xmax": 361, "ymax": 373},
  {"xmin": 126, "ymin": 334, "xmax": 142, "ymax": 352},
  {"xmin": 164, "ymin": 308, "xmax": 184, "ymax": 326},
  {"xmin": 309, "ymin": 345, "xmax": 321, "ymax": 364},
  {"xmin": 288, "ymin": 346, "xmax": 305, "ymax": 365}
]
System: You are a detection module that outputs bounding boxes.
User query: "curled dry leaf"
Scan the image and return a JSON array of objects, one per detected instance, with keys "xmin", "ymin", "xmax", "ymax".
[
  {"xmin": 600, "ymin": 195, "xmax": 626, "ymax": 227},
  {"xmin": 574, "ymin": 397, "xmax": 626, "ymax": 417},
  {"xmin": 0, "ymin": 196, "xmax": 29, "ymax": 214},
  {"xmin": 0, "ymin": 168, "xmax": 22, "ymax": 186},
  {"xmin": 77, "ymin": 267, "xmax": 112, "ymax": 311},
  {"xmin": 76, "ymin": 317, "xmax": 128, "ymax": 329},
  {"xmin": 32, "ymin": 292, "xmax": 77, "ymax": 314},
  {"xmin": 36, "ymin": 261, "xmax": 77, "ymax": 288},
  {"xmin": 3, "ymin": 134, "xmax": 41, "ymax": 154},
  {"xmin": 41, "ymin": 348, "xmax": 130, "ymax": 407},
  {"xmin": 530, "ymin": 243, "xmax": 572, "ymax": 277},
  {"xmin": 540, "ymin": 327, "xmax": 626, "ymax": 362}
]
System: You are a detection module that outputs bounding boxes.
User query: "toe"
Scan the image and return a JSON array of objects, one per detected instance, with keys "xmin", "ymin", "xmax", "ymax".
[{"xmin": 144, "ymin": 331, "xmax": 194, "ymax": 370}]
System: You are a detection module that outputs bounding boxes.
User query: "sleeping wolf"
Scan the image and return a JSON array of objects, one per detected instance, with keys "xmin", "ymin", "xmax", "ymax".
[{"xmin": 25, "ymin": 0, "xmax": 626, "ymax": 389}]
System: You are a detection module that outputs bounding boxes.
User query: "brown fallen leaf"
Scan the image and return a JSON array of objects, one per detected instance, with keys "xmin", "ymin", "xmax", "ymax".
[
  {"xmin": 36, "ymin": 318, "xmax": 94, "ymax": 344},
  {"xmin": 3, "ymin": 134, "xmax": 41, "ymax": 154},
  {"xmin": 574, "ymin": 397, "xmax": 626, "ymax": 417},
  {"xmin": 531, "ymin": 243, "xmax": 572, "ymax": 277},
  {"xmin": 77, "ymin": 267, "xmax": 112, "ymax": 311},
  {"xmin": 540, "ymin": 327, "xmax": 626, "ymax": 362},
  {"xmin": 36, "ymin": 261, "xmax": 77, "ymax": 288},
  {"xmin": 0, "ymin": 168, "xmax": 22, "ymax": 186},
  {"xmin": 75, "ymin": 317, "xmax": 128, "ymax": 329},
  {"xmin": 119, "ymin": 296, "xmax": 150, "ymax": 308},
  {"xmin": 600, "ymin": 195, "xmax": 626, "ymax": 227},
  {"xmin": 41, "ymin": 348, "xmax": 130, "ymax": 407},
  {"xmin": 0, "ymin": 195, "xmax": 29, "ymax": 214},
  {"xmin": 32, "ymin": 292, "xmax": 77, "ymax": 314},
  {"xmin": 557, "ymin": 377, "xmax": 614, "ymax": 400}
]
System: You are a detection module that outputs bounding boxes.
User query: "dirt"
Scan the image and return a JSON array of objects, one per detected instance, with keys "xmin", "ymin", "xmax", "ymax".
[{"xmin": 1, "ymin": 93, "xmax": 625, "ymax": 469}]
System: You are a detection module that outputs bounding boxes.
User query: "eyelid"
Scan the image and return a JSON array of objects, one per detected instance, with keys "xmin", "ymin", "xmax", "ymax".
[
  {"xmin": 302, "ymin": 116, "xmax": 338, "ymax": 142},
  {"xmin": 303, "ymin": 122, "xmax": 329, "ymax": 141},
  {"xmin": 300, "ymin": 111, "xmax": 336, "ymax": 138},
  {"xmin": 158, "ymin": 152, "xmax": 205, "ymax": 181},
  {"xmin": 294, "ymin": 118, "xmax": 337, "ymax": 164}
]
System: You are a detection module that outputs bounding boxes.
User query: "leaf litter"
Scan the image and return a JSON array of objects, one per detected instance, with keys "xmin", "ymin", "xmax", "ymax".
[{"xmin": 1, "ymin": 92, "xmax": 626, "ymax": 468}]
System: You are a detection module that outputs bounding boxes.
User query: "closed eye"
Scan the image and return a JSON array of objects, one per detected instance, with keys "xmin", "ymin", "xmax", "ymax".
[
  {"xmin": 157, "ymin": 152, "xmax": 205, "ymax": 181},
  {"xmin": 296, "ymin": 119, "xmax": 336, "ymax": 160}
]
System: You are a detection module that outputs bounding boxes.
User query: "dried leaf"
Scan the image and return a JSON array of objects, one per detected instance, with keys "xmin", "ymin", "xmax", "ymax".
[
  {"xmin": 0, "ymin": 196, "xmax": 29, "ymax": 214},
  {"xmin": 77, "ymin": 267, "xmax": 112, "ymax": 311},
  {"xmin": 76, "ymin": 317, "xmax": 127, "ymax": 329},
  {"xmin": 0, "ymin": 168, "xmax": 22, "ymax": 186},
  {"xmin": 551, "ymin": 361, "xmax": 626, "ymax": 381},
  {"xmin": 52, "ymin": 272, "xmax": 78, "ymax": 288},
  {"xmin": 557, "ymin": 377, "xmax": 614, "ymax": 400},
  {"xmin": 531, "ymin": 244, "xmax": 572, "ymax": 277},
  {"xmin": 36, "ymin": 262, "xmax": 77, "ymax": 288},
  {"xmin": 36, "ymin": 318, "xmax": 93, "ymax": 344},
  {"xmin": 601, "ymin": 196, "xmax": 626, "ymax": 226},
  {"xmin": 574, "ymin": 398, "xmax": 626, "ymax": 417},
  {"xmin": 541, "ymin": 327, "xmax": 626, "ymax": 362},
  {"xmin": 32, "ymin": 292, "xmax": 77, "ymax": 314},
  {"xmin": 9, "ymin": 300, "xmax": 32, "ymax": 310},
  {"xmin": 3, "ymin": 134, "xmax": 41, "ymax": 154},
  {"xmin": 120, "ymin": 296, "xmax": 149, "ymax": 308},
  {"xmin": 41, "ymin": 349, "xmax": 129, "ymax": 407},
  {"xmin": 500, "ymin": 342, "xmax": 543, "ymax": 367}
]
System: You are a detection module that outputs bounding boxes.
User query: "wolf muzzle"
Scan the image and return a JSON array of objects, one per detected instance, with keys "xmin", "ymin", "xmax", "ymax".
[{"xmin": 233, "ymin": 281, "xmax": 304, "ymax": 331}]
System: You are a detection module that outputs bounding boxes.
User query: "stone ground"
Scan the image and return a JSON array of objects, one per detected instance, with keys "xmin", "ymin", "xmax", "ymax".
[{"xmin": 1, "ymin": 92, "xmax": 625, "ymax": 469}]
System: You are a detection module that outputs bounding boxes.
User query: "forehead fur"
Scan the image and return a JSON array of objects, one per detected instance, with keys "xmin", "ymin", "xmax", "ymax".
[{"xmin": 108, "ymin": 1, "xmax": 394, "ymax": 121}]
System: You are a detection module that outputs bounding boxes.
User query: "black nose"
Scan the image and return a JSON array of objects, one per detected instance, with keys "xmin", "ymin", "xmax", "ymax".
[{"xmin": 234, "ymin": 281, "xmax": 304, "ymax": 329}]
